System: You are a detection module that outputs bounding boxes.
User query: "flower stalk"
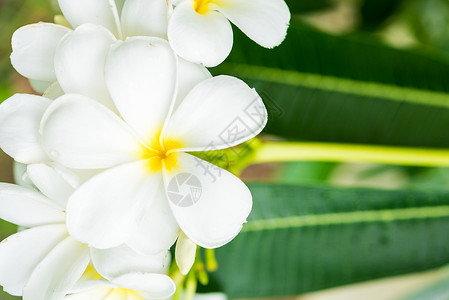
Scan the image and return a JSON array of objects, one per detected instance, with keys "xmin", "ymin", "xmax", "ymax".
[{"xmin": 253, "ymin": 141, "xmax": 449, "ymax": 167}]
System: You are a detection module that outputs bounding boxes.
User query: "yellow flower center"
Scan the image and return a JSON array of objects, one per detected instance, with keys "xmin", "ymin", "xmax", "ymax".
[
  {"xmin": 193, "ymin": 0, "xmax": 222, "ymax": 15},
  {"xmin": 82, "ymin": 265, "xmax": 102, "ymax": 280},
  {"xmin": 138, "ymin": 132, "xmax": 182, "ymax": 173}
]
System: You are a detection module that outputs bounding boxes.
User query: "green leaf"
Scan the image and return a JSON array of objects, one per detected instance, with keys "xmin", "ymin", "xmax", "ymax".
[
  {"xmin": 211, "ymin": 183, "xmax": 449, "ymax": 298},
  {"xmin": 278, "ymin": 161, "xmax": 337, "ymax": 184},
  {"xmin": 212, "ymin": 21, "xmax": 449, "ymax": 148}
]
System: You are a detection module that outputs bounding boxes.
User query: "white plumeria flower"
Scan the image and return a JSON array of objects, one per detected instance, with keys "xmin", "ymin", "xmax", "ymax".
[
  {"xmin": 0, "ymin": 163, "xmax": 175, "ymax": 300},
  {"xmin": 2, "ymin": 24, "xmax": 208, "ymax": 162},
  {"xmin": 40, "ymin": 37, "xmax": 266, "ymax": 260},
  {"xmin": 10, "ymin": 0, "xmax": 170, "ymax": 94},
  {"xmin": 168, "ymin": 0, "xmax": 291, "ymax": 67}
]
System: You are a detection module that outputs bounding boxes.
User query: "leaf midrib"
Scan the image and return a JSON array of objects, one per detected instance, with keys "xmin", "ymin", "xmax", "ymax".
[
  {"xmin": 244, "ymin": 205, "xmax": 449, "ymax": 232},
  {"xmin": 219, "ymin": 63, "xmax": 449, "ymax": 109}
]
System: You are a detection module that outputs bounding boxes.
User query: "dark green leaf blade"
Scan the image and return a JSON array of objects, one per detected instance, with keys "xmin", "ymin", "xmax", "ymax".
[
  {"xmin": 211, "ymin": 183, "xmax": 449, "ymax": 298},
  {"xmin": 212, "ymin": 21, "xmax": 449, "ymax": 148}
]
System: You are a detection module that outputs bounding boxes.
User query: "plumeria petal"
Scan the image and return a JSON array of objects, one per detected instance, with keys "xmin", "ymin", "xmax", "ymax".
[
  {"xmin": 0, "ymin": 94, "xmax": 51, "ymax": 164},
  {"xmin": 41, "ymin": 94, "xmax": 141, "ymax": 169},
  {"xmin": 27, "ymin": 163, "xmax": 76, "ymax": 208},
  {"xmin": 164, "ymin": 75, "xmax": 267, "ymax": 151},
  {"xmin": 66, "ymin": 161, "xmax": 162, "ymax": 249},
  {"xmin": 23, "ymin": 237, "xmax": 90, "ymax": 300},
  {"xmin": 216, "ymin": 0, "xmax": 290, "ymax": 48},
  {"xmin": 65, "ymin": 287, "xmax": 113, "ymax": 300},
  {"xmin": 105, "ymin": 37, "xmax": 177, "ymax": 141},
  {"xmin": 91, "ymin": 245, "xmax": 170, "ymax": 280},
  {"xmin": 164, "ymin": 153, "xmax": 252, "ymax": 248},
  {"xmin": 10, "ymin": 23, "xmax": 70, "ymax": 82},
  {"xmin": 126, "ymin": 185, "xmax": 179, "ymax": 255},
  {"xmin": 174, "ymin": 57, "xmax": 212, "ymax": 111},
  {"xmin": 0, "ymin": 183, "xmax": 65, "ymax": 227},
  {"xmin": 54, "ymin": 24, "xmax": 117, "ymax": 110},
  {"xmin": 121, "ymin": 0, "xmax": 169, "ymax": 38},
  {"xmin": 175, "ymin": 231, "xmax": 197, "ymax": 275},
  {"xmin": 0, "ymin": 224, "xmax": 67, "ymax": 296},
  {"xmin": 111, "ymin": 273, "xmax": 176, "ymax": 299},
  {"xmin": 58, "ymin": 0, "xmax": 121, "ymax": 37},
  {"xmin": 168, "ymin": 1, "xmax": 233, "ymax": 67}
]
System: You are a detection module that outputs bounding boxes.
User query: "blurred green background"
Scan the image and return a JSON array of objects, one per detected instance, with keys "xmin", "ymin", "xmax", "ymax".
[{"xmin": 3, "ymin": 0, "xmax": 449, "ymax": 299}]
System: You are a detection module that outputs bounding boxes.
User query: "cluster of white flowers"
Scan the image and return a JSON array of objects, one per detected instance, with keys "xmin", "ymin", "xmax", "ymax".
[{"xmin": 0, "ymin": 0, "xmax": 290, "ymax": 299}]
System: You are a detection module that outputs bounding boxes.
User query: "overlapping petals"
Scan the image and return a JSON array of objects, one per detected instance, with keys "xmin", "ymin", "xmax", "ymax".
[
  {"xmin": 41, "ymin": 38, "xmax": 267, "ymax": 258},
  {"xmin": 0, "ymin": 164, "xmax": 175, "ymax": 300},
  {"xmin": 0, "ymin": 170, "xmax": 88, "ymax": 300},
  {"xmin": 2, "ymin": 0, "xmax": 289, "ymax": 297},
  {"xmin": 54, "ymin": 24, "xmax": 117, "ymax": 110},
  {"xmin": 10, "ymin": 23, "xmax": 71, "ymax": 83},
  {"xmin": 168, "ymin": 0, "xmax": 291, "ymax": 66},
  {"xmin": 11, "ymin": 0, "xmax": 170, "ymax": 92}
]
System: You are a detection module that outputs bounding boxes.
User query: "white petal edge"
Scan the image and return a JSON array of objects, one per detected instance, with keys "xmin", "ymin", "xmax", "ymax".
[
  {"xmin": 168, "ymin": 1, "xmax": 233, "ymax": 67},
  {"xmin": 54, "ymin": 24, "xmax": 117, "ymax": 111},
  {"xmin": 64, "ymin": 287, "xmax": 113, "ymax": 300},
  {"xmin": 164, "ymin": 75, "xmax": 267, "ymax": 152},
  {"xmin": 105, "ymin": 36, "xmax": 178, "ymax": 141},
  {"xmin": 216, "ymin": 0, "xmax": 290, "ymax": 48},
  {"xmin": 66, "ymin": 161, "xmax": 162, "ymax": 249},
  {"xmin": 111, "ymin": 273, "xmax": 176, "ymax": 299},
  {"xmin": 164, "ymin": 153, "xmax": 252, "ymax": 248},
  {"xmin": 23, "ymin": 237, "xmax": 90, "ymax": 300},
  {"xmin": 58, "ymin": 0, "xmax": 121, "ymax": 37},
  {"xmin": 70, "ymin": 266, "xmax": 116, "ymax": 294},
  {"xmin": 174, "ymin": 57, "xmax": 212, "ymax": 112},
  {"xmin": 0, "ymin": 183, "xmax": 65, "ymax": 227},
  {"xmin": 11, "ymin": 23, "xmax": 70, "ymax": 82},
  {"xmin": 125, "ymin": 184, "xmax": 179, "ymax": 255},
  {"xmin": 27, "ymin": 163, "xmax": 77, "ymax": 208},
  {"xmin": 41, "ymin": 94, "xmax": 141, "ymax": 169},
  {"xmin": 0, "ymin": 94, "xmax": 51, "ymax": 164},
  {"xmin": 91, "ymin": 245, "xmax": 170, "ymax": 280},
  {"xmin": 0, "ymin": 224, "xmax": 67, "ymax": 296}
]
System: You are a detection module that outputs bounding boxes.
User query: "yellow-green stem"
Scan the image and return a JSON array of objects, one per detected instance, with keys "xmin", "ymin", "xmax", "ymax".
[
  {"xmin": 253, "ymin": 142, "xmax": 449, "ymax": 167},
  {"xmin": 205, "ymin": 249, "xmax": 218, "ymax": 272}
]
